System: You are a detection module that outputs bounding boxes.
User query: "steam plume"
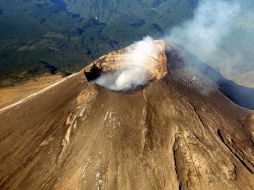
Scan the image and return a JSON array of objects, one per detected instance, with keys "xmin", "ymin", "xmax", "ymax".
[
  {"xmin": 93, "ymin": 0, "xmax": 254, "ymax": 106},
  {"xmin": 164, "ymin": 0, "xmax": 254, "ymax": 108},
  {"xmin": 164, "ymin": 0, "xmax": 254, "ymax": 82},
  {"xmin": 166, "ymin": 0, "xmax": 240, "ymax": 64},
  {"xmin": 94, "ymin": 37, "xmax": 159, "ymax": 91}
]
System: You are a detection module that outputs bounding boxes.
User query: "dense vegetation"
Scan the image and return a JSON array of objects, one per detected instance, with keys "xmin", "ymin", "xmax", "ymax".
[{"xmin": 0, "ymin": 0, "xmax": 198, "ymax": 86}]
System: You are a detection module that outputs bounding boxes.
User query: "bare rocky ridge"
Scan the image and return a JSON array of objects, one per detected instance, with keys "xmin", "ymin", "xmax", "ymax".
[{"xmin": 0, "ymin": 42, "xmax": 253, "ymax": 190}]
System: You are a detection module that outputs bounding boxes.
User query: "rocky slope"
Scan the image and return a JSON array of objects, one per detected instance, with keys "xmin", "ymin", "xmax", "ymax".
[{"xmin": 0, "ymin": 42, "xmax": 253, "ymax": 190}]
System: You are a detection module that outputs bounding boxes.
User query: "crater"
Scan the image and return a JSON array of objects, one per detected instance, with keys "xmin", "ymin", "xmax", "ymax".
[{"xmin": 83, "ymin": 39, "xmax": 168, "ymax": 92}]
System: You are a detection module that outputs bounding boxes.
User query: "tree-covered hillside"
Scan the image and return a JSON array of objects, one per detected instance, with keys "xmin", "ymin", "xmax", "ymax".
[{"xmin": 0, "ymin": 0, "xmax": 198, "ymax": 86}]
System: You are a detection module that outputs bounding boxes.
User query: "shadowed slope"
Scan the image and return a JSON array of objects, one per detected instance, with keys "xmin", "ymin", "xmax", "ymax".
[{"xmin": 167, "ymin": 46, "xmax": 254, "ymax": 110}]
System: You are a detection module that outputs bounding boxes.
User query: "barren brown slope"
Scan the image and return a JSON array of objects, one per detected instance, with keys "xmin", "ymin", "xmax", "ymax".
[
  {"xmin": 0, "ymin": 52, "xmax": 254, "ymax": 189},
  {"xmin": 0, "ymin": 74, "xmax": 62, "ymax": 109}
]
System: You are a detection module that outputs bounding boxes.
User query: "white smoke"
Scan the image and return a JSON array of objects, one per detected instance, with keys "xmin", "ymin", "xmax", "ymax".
[
  {"xmin": 93, "ymin": 0, "xmax": 254, "ymax": 95},
  {"xmin": 164, "ymin": 0, "xmax": 241, "ymax": 75},
  {"xmin": 94, "ymin": 36, "xmax": 159, "ymax": 91},
  {"xmin": 163, "ymin": 0, "xmax": 254, "ymax": 108}
]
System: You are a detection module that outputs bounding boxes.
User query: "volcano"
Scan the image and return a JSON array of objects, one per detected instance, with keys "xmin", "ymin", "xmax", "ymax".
[{"xmin": 0, "ymin": 40, "xmax": 253, "ymax": 190}]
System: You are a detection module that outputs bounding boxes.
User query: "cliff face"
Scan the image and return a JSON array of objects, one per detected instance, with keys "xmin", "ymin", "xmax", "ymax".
[{"xmin": 0, "ymin": 43, "xmax": 254, "ymax": 190}]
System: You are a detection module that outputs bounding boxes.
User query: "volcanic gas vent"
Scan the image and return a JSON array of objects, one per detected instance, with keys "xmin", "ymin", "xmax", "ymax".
[{"xmin": 84, "ymin": 37, "xmax": 168, "ymax": 92}]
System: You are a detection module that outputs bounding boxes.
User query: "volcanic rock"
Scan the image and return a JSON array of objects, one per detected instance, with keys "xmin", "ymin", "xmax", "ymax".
[{"xmin": 0, "ymin": 42, "xmax": 253, "ymax": 190}]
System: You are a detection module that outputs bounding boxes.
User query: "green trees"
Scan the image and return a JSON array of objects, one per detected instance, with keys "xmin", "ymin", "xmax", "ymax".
[{"xmin": 0, "ymin": 0, "xmax": 198, "ymax": 85}]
